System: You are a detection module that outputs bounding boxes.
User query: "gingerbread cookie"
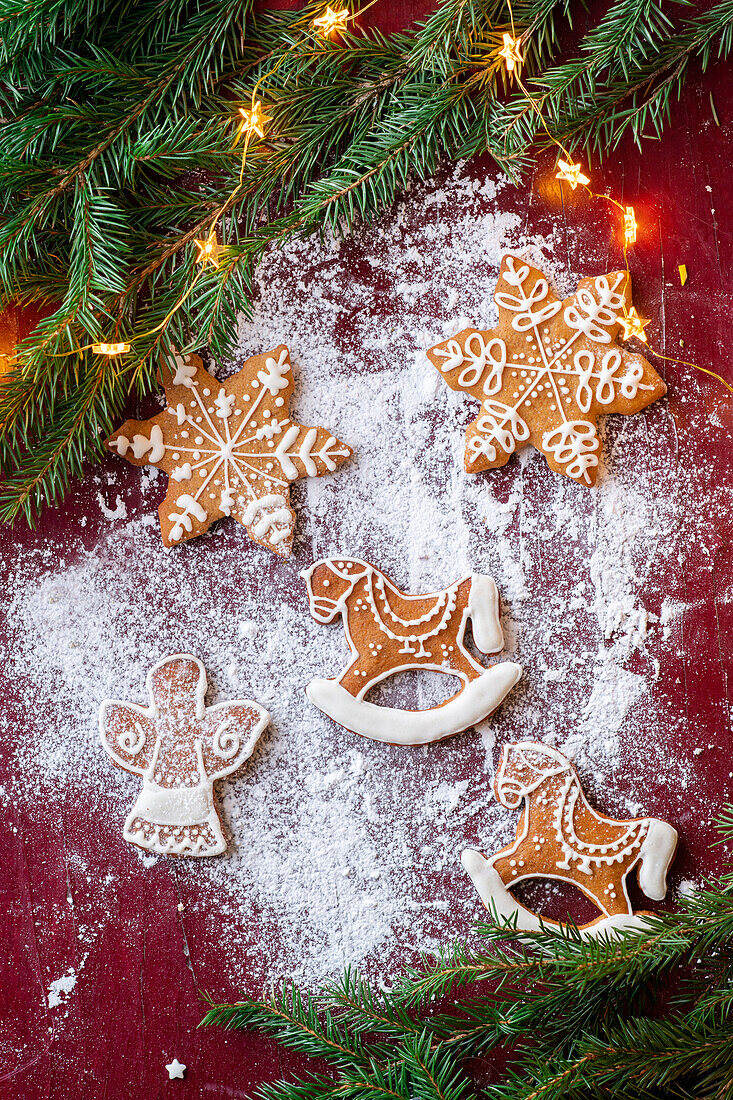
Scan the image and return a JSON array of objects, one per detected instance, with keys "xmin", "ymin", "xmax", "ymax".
[
  {"xmin": 426, "ymin": 255, "xmax": 667, "ymax": 486},
  {"xmin": 107, "ymin": 346, "xmax": 353, "ymax": 554},
  {"xmin": 99, "ymin": 654, "xmax": 269, "ymax": 857},
  {"xmin": 302, "ymin": 557, "xmax": 521, "ymax": 745},
  {"xmin": 462, "ymin": 741, "xmax": 678, "ymax": 937}
]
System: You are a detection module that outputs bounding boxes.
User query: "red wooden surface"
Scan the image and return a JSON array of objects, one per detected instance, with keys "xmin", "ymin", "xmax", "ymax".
[{"xmin": 2, "ymin": 4, "xmax": 732, "ymax": 1097}]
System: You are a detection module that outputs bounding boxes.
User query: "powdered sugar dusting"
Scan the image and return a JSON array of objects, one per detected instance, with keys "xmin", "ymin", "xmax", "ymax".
[{"xmin": 3, "ymin": 162, "xmax": 729, "ymax": 992}]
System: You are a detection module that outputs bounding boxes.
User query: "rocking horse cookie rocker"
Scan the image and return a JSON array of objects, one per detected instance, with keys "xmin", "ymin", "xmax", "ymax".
[
  {"xmin": 100, "ymin": 654, "xmax": 269, "ymax": 857},
  {"xmin": 463, "ymin": 741, "xmax": 678, "ymax": 936},
  {"xmin": 301, "ymin": 557, "xmax": 521, "ymax": 745}
]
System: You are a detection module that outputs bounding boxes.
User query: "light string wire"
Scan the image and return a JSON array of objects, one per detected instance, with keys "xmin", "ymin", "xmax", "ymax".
[
  {"xmin": 501, "ymin": 15, "xmax": 732, "ymax": 393},
  {"xmin": 11, "ymin": 2, "xmax": 732, "ymax": 396}
]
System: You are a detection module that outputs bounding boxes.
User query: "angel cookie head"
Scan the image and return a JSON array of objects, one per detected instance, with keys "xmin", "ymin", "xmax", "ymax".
[
  {"xmin": 100, "ymin": 654, "xmax": 269, "ymax": 857},
  {"xmin": 427, "ymin": 255, "xmax": 667, "ymax": 486},
  {"xmin": 106, "ymin": 346, "xmax": 353, "ymax": 554}
]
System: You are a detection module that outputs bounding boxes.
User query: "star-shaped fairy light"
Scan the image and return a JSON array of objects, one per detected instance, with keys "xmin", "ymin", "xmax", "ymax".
[
  {"xmin": 237, "ymin": 100, "xmax": 271, "ymax": 141},
  {"xmin": 555, "ymin": 158, "xmax": 590, "ymax": 190},
  {"xmin": 619, "ymin": 306, "xmax": 650, "ymax": 342},
  {"xmin": 107, "ymin": 346, "xmax": 353, "ymax": 554},
  {"xmin": 194, "ymin": 234, "xmax": 222, "ymax": 269},
  {"xmin": 314, "ymin": 5, "xmax": 349, "ymax": 35},
  {"xmin": 498, "ymin": 32, "xmax": 523, "ymax": 72},
  {"xmin": 426, "ymin": 255, "xmax": 666, "ymax": 486}
]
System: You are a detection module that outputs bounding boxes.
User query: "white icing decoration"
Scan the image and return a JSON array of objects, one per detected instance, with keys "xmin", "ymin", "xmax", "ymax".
[
  {"xmin": 118, "ymin": 722, "xmax": 146, "ymax": 755},
  {"xmin": 131, "ymin": 424, "xmax": 165, "ymax": 463},
  {"xmin": 257, "ymin": 348, "xmax": 290, "ymax": 395},
  {"xmin": 168, "ymin": 354, "xmax": 197, "ymax": 388},
  {"xmin": 306, "ymin": 665, "xmax": 520, "ymax": 746},
  {"xmin": 99, "ymin": 653, "xmax": 270, "ymax": 858},
  {"xmin": 214, "ymin": 388, "xmax": 236, "ymax": 419},
  {"xmin": 563, "ymin": 272, "xmax": 626, "ymax": 343},
  {"xmin": 274, "ymin": 424, "xmax": 349, "ymax": 480},
  {"xmin": 168, "ymin": 494, "xmax": 207, "ymax": 542},
  {"xmin": 302, "ymin": 557, "xmax": 521, "ymax": 745},
  {"xmin": 171, "ymin": 462, "xmax": 192, "ymax": 482},
  {"xmin": 110, "ymin": 435, "xmax": 130, "ymax": 455},
  {"xmin": 433, "ymin": 332, "xmax": 507, "ymax": 396},
  {"xmin": 542, "ymin": 420, "xmax": 599, "ymax": 484},
  {"xmin": 243, "ymin": 494, "xmax": 292, "ymax": 544},
  {"xmin": 211, "ymin": 718, "xmax": 240, "ymax": 760},
  {"xmin": 220, "ymin": 487, "xmax": 235, "ymax": 516},
  {"xmin": 467, "ymin": 399, "xmax": 530, "ymax": 465}
]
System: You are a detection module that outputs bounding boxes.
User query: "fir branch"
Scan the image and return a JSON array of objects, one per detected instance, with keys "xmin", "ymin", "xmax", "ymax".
[
  {"xmin": 1, "ymin": 0, "xmax": 731, "ymax": 522},
  {"xmin": 204, "ymin": 815, "xmax": 733, "ymax": 1099}
]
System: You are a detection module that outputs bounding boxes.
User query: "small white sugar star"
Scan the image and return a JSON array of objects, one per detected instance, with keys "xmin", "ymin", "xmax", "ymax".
[{"xmin": 166, "ymin": 1058, "xmax": 186, "ymax": 1080}]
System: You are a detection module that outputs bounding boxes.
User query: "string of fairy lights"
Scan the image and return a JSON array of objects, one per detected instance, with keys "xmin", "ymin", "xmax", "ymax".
[{"xmin": 32, "ymin": 4, "xmax": 732, "ymax": 392}]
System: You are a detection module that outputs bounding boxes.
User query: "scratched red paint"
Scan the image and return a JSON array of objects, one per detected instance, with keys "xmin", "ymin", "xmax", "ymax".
[{"xmin": 1, "ymin": 3, "xmax": 731, "ymax": 1096}]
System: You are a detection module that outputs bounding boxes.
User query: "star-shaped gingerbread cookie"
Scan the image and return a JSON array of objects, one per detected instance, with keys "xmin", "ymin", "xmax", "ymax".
[
  {"xmin": 107, "ymin": 346, "xmax": 353, "ymax": 554},
  {"xmin": 426, "ymin": 255, "xmax": 667, "ymax": 486}
]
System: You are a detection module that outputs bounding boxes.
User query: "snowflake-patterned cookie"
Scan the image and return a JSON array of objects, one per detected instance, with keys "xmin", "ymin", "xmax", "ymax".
[
  {"xmin": 427, "ymin": 256, "xmax": 667, "ymax": 486},
  {"xmin": 107, "ymin": 346, "xmax": 353, "ymax": 554}
]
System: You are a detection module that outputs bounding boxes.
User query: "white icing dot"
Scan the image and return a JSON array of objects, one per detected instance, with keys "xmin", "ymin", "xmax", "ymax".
[
  {"xmin": 252, "ymin": 380, "xmax": 259, "ymax": 388},
  {"xmin": 195, "ymin": 437, "xmax": 203, "ymax": 445},
  {"xmin": 172, "ymin": 453, "xmax": 180, "ymax": 460},
  {"xmin": 203, "ymin": 388, "xmax": 210, "ymax": 396},
  {"xmin": 275, "ymin": 398, "xmax": 284, "ymax": 407},
  {"xmin": 263, "ymin": 410, "xmax": 271, "ymax": 418},
  {"xmin": 193, "ymin": 451, "xmax": 201, "ymax": 459},
  {"xmin": 181, "ymin": 431, "xmax": 189, "ymax": 438}
]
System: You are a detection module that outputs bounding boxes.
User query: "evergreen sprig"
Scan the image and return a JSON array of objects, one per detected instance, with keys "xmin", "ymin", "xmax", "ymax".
[
  {"xmin": 1, "ymin": 0, "xmax": 731, "ymax": 524},
  {"xmin": 202, "ymin": 814, "xmax": 733, "ymax": 1099}
]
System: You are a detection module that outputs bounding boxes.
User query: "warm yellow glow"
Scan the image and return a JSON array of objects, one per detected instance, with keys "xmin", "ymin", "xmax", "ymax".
[
  {"xmin": 555, "ymin": 159, "xmax": 590, "ymax": 190},
  {"xmin": 623, "ymin": 205, "xmax": 637, "ymax": 245},
  {"xmin": 314, "ymin": 5, "xmax": 349, "ymax": 35},
  {"xmin": 679, "ymin": 264, "xmax": 688, "ymax": 286},
  {"xmin": 498, "ymin": 32, "xmax": 523, "ymax": 72},
  {"xmin": 619, "ymin": 307, "xmax": 650, "ymax": 342},
  {"xmin": 93, "ymin": 342, "xmax": 130, "ymax": 356},
  {"xmin": 194, "ymin": 236, "xmax": 221, "ymax": 269},
  {"xmin": 237, "ymin": 100, "xmax": 271, "ymax": 141}
]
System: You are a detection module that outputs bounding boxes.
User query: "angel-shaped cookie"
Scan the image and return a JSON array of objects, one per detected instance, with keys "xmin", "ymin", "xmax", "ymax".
[{"xmin": 100, "ymin": 654, "xmax": 269, "ymax": 857}]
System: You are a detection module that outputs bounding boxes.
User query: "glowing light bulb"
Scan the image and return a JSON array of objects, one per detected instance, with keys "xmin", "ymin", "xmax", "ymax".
[
  {"xmin": 624, "ymin": 206, "xmax": 637, "ymax": 245},
  {"xmin": 555, "ymin": 159, "xmax": 590, "ymax": 190},
  {"xmin": 498, "ymin": 33, "xmax": 523, "ymax": 73},
  {"xmin": 314, "ymin": 6, "xmax": 349, "ymax": 35},
  {"xmin": 194, "ymin": 236, "xmax": 221, "ymax": 268},
  {"xmin": 93, "ymin": 342, "xmax": 130, "ymax": 356},
  {"xmin": 237, "ymin": 100, "xmax": 271, "ymax": 141},
  {"xmin": 619, "ymin": 307, "xmax": 650, "ymax": 342}
]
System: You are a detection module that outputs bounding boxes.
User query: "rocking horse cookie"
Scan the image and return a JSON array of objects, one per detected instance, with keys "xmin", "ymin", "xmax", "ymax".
[
  {"xmin": 100, "ymin": 654, "xmax": 269, "ymax": 857},
  {"xmin": 301, "ymin": 557, "xmax": 521, "ymax": 746},
  {"xmin": 463, "ymin": 741, "xmax": 678, "ymax": 937}
]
